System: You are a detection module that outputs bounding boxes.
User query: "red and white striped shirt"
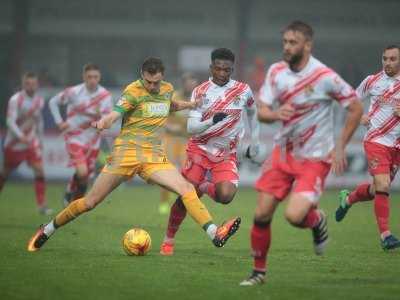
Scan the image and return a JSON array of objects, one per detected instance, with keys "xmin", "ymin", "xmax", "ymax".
[
  {"xmin": 259, "ymin": 56, "xmax": 357, "ymax": 160},
  {"xmin": 49, "ymin": 83, "xmax": 112, "ymax": 149},
  {"xmin": 187, "ymin": 79, "xmax": 255, "ymax": 157},
  {"xmin": 5, "ymin": 90, "xmax": 44, "ymax": 151},
  {"xmin": 357, "ymin": 71, "xmax": 400, "ymax": 148}
]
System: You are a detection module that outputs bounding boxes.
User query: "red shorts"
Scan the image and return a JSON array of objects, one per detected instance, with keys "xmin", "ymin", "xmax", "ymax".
[
  {"xmin": 255, "ymin": 146, "xmax": 331, "ymax": 202},
  {"xmin": 66, "ymin": 143, "xmax": 99, "ymax": 173},
  {"xmin": 181, "ymin": 146, "xmax": 239, "ymax": 187},
  {"xmin": 4, "ymin": 146, "xmax": 43, "ymax": 169},
  {"xmin": 364, "ymin": 141, "xmax": 400, "ymax": 180}
]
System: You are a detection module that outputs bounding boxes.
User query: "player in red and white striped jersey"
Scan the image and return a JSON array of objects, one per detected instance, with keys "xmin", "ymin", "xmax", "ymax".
[
  {"xmin": 240, "ymin": 21, "xmax": 363, "ymax": 286},
  {"xmin": 49, "ymin": 64, "xmax": 112, "ymax": 206},
  {"xmin": 160, "ymin": 48, "xmax": 260, "ymax": 255},
  {"xmin": 0, "ymin": 72, "xmax": 52, "ymax": 215},
  {"xmin": 335, "ymin": 45, "xmax": 400, "ymax": 251}
]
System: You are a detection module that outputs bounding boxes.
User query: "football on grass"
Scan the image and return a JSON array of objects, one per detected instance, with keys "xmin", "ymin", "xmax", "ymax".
[{"xmin": 122, "ymin": 228, "xmax": 151, "ymax": 256}]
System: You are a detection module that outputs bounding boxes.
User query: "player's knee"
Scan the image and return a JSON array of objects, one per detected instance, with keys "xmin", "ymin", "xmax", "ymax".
[
  {"xmin": 215, "ymin": 191, "xmax": 235, "ymax": 205},
  {"xmin": 179, "ymin": 181, "xmax": 195, "ymax": 196},
  {"xmin": 284, "ymin": 209, "xmax": 303, "ymax": 226}
]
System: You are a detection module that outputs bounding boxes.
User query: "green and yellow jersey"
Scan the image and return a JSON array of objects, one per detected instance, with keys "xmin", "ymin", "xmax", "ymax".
[{"xmin": 111, "ymin": 79, "xmax": 174, "ymax": 164}]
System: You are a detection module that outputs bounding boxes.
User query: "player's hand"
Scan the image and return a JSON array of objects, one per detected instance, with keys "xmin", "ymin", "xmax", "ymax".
[
  {"xmin": 92, "ymin": 117, "xmax": 111, "ymax": 131},
  {"xmin": 276, "ymin": 103, "xmax": 295, "ymax": 121},
  {"xmin": 212, "ymin": 112, "xmax": 228, "ymax": 124},
  {"xmin": 394, "ymin": 104, "xmax": 400, "ymax": 117},
  {"xmin": 57, "ymin": 122, "xmax": 70, "ymax": 132},
  {"xmin": 191, "ymin": 97, "xmax": 203, "ymax": 109},
  {"xmin": 360, "ymin": 114, "xmax": 371, "ymax": 127},
  {"xmin": 331, "ymin": 147, "xmax": 347, "ymax": 175}
]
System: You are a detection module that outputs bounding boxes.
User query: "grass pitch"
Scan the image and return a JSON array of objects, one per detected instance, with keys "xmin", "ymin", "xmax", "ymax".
[{"xmin": 0, "ymin": 183, "xmax": 399, "ymax": 300}]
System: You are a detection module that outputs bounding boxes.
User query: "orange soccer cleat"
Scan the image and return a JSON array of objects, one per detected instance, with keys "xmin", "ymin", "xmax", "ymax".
[
  {"xmin": 27, "ymin": 225, "xmax": 49, "ymax": 252},
  {"xmin": 213, "ymin": 217, "xmax": 241, "ymax": 247},
  {"xmin": 159, "ymin": 242, "xmax": 174, "ymax": 256}
]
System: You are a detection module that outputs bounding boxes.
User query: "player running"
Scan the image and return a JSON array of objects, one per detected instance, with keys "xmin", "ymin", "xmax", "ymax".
[
  {"xmin": 27, "ymin": 57, "xmax": 240, "ymax": 252},
  {"xmin": 159, "ymin": 73, "xmax": 198, "ymax": 214},
  {"xmin": 0, "ymin": 72, "xmax": 52, "ymax": 215},
  {"xmin": 48, "ymin": 63, "xmax": 113, "ymax": 206},
  {"xmin": 160, "ymin": 48, "xmax": 260, "ymax": 256},
  {"xmin": 240, "ymin": 21, "xmax": 363, "ymax": 286},
  {"xmin": 335, "ymin": 45, "xmax": 400, "ymax": 251}
]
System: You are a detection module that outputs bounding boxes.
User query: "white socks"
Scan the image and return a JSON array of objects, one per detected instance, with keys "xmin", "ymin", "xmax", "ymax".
[
  {"xmin": 206, "ymin": 224, "xmax": 217, "ymax": 239},
  {"xmin": 43, "ymin": 220, "xmax": 56, "ymax": 237}
]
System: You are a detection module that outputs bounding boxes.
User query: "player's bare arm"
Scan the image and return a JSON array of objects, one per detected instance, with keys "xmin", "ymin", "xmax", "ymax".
[
  {"xmin": 92, "ymin": 111, "xmax": 121, "ymax": 130},
  {"xmin": 360, "ymin": 114, "xmax": 371, "ymax": 126},
  {"xmin": 394, "ymin": 103, "xmax": 400, "ymax": 117},
  {"xmin": 257, "ymin": 102, "xmax": 295, "ymax": 123},
  {"xmin": 245, "ymin": 103, "xmax": 261, "ymax": 158},
  {"xmin": 170, "ymin": 98, "xmax": 202, "ymax": 112},
  {"xmin": 332, "ymin": 99, "xmax": 363, "ymax": 175}
]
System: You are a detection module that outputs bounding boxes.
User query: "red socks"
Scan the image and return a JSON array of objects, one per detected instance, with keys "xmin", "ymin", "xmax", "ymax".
[
  {"xmin": 34, "ymin": 177, "xmax": 46, "ymax": 207},
  {"xmin": 348, "ymin": 183, "xmax": 374, "ymax": 205},
  {"xmin": 374, "ymin": 191, "xmax": 390, "ymax": 238},
  {"xmin": 299, "ymin": 209, "xmax": 321, "ymax": 228},
  {"xmin": 165, "ymin": 197, "xmax": 187, "ymax": 239},
  {"xmin": 251, "ymin": 221, "xmax": 271, "ymax": 272}
]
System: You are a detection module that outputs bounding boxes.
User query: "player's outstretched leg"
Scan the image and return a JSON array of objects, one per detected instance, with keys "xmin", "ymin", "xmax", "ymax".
[
  {"xmin": 149, "ymin": 169, "xmax": 241, "ymax": 251},
  {"xmin": 27, "ymin": 172, "xmax": 126, "ymax": 252}
]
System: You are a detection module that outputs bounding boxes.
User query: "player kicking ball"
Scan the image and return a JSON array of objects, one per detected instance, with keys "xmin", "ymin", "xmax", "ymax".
[
  {"xmin": 27, "ymin": 57, "xmax": 240, "ymax": 252},
  {"xmin": 335, "ymin": 45, "xmax": 400, "ymax": 251},
  {"xmin": 160, "ymin": 48, "xmax": 260, "ymax": 256},
  {"xmin": 240, "ymin": 21, "xmax": 363, "ymax": 286}
]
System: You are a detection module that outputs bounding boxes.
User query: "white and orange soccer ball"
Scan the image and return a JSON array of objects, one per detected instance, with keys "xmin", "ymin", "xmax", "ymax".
[{"xmin": 122, "ymin": 228, "xmax": 152, "ymax": 256}]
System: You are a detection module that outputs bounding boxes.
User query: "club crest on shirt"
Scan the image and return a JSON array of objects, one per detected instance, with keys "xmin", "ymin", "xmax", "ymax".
[
  {"xmin": 233, "ymin": 96, "xmax": 241, "ymax": 106},
  {"xmin": 304, "ymin": 85, "xmax": 314, "ymax": 96}
]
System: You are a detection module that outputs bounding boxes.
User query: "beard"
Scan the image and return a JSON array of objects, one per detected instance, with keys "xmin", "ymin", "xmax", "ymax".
[
  {"xmin": 384, "ymin": 66, "xmax": 400, "ymax": 77},
  {"xmin": 284, "ymin": 51, "xmax": 304, "ymax": 69}
]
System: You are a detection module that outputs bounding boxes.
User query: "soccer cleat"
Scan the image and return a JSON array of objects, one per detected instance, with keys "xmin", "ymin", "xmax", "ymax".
[
  {"xmin": 381, "ymin": 235, "xmax": 400, "ymax": 251},
  {"xmin": 239, "ymin": 271, "xmax": 266, "ymax": 286},
  {"xmin": 160, "ymin": 242, "xmax": 174, "ymax": 256},
  {"xmin": 312, "ymin": 211, "xmax": 329, "ymax": 255},
  {"xmin": 27, "ymin": 225, "xmax": 49, "ymax": 252},
  {"xmin": 212, "ymin": 217, "xmax": 241, "ymax": 247},
  {"xmin": 335, "ymin": 189, "xmax": 351, "ymax": 222}
]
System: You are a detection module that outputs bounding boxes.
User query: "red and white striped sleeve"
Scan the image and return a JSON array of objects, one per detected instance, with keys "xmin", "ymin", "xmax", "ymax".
[
  {"xmin": 325, "ymin": 72, "xmax": 357, "ymax": 107},
  {"xmin": 49, "ymin": 87, "xmax": 74, "ymax": 125},
  {"xmin": 258, "ymin": 63, "xmax": 283, "ymax": 106},
  {"xmin": 6, "ymin": 95, "xmax": 24, "ymax": 139}
]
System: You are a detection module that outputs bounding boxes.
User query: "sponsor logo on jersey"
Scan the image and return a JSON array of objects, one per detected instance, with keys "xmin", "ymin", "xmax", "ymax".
[{"xmin": 143, "ymin": 102, "xmax": 170, "ymax": 117}]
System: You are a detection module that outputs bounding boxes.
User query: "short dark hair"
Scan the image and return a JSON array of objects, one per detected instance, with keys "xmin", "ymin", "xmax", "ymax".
[
  {"xmin": 141, "ymin": 57, "xmax": 165, "ymax": 75},
  {"xmin": 283, "ymin": 20, "xmax": 314, "ymax": 41},
  {"xmin": 211, "ymin": 48, "xmax": 235, "ymax": 63},
  {"xmin": 22, "ymin": 71, "xmax": 38, "ymax": 80},
  {"xmin": 83, "ymin": 63, "xmax": 100, "ymax": 73},
  {"xmin": 384, "ymin": 45, "xmax": 400, "ymax": 52}
]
